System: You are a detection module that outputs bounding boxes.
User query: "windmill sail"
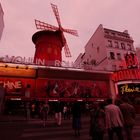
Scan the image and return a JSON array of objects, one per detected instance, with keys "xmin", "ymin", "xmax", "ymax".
[{"xmin": 35, "ymin": 3, "xmax": 78, "ymax": 57}]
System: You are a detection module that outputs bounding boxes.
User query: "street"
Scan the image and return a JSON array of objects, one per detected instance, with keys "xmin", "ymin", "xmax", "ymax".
[{"xmin": 0, "ymin": 114, "xmax": 140, "ymax": 140}]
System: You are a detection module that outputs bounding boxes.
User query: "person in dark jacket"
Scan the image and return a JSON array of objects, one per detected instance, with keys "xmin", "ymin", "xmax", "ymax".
[
  {"xmin": 72, "ymin": 101, "xmax": 82, "ymax": 136},
  {"xmin": 54, "ymin": 101, "xmax": 63, "ymax": 126},
  {"xmin": 89, "ymin": 102, "xmax": 106, "ymax": 140},
  {"xmin": 119, "ymin": 97, "xmax": 136, "ymax": 140}
]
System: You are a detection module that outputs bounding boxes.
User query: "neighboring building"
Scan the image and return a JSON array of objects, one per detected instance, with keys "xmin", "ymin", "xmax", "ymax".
[
  {"xmin": 75, "ymin": 24, "xmax": 135, "ymax": 71},
  {"xmin": 136, "ymin": 47, "xmax": 140, "ymax": 66},
  {"xmin": 0, "ymin": 3, "xmax": 4, "ymax": 40}
]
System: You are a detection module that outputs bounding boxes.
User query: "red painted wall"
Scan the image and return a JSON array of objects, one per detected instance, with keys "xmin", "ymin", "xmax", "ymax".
[
  {"xmin": 0, "ymin": 77, "xmax": 109, "ymax": 101},
  {"xmin": 32, "ymin": 31, "xmax": 63, "ymax": 64}
]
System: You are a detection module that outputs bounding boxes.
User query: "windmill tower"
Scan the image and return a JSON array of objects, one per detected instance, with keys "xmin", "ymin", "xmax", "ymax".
[{"xmin": 32, "ymin": 3, "xmax": 78, "ymax": 65}]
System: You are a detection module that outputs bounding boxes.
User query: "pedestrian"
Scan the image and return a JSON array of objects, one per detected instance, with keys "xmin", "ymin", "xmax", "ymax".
[
  {"xmin": 105, "ymin": 98, "xmax": 124, "ymax": 140},
  {"xmin": 54, "ymin": 101, "xmax": 62, "ymax": 126},
  {"xmin": 31, "ymin": 102, "xmax": 36, "ymax": 118},
  {"xmin": 67, "ymin": 103, "xmax": 71, "ymax": 120},
  {"xmin": 89, "ymin": 102, "xmax": 106, "ymax": 140},
  {"xmin": 25, "ymin": 102, "xmax": 30, "ymax": 121},
  {"xmin": 119, "ymin": 97, "xmax": 136, "ymax": 140},
  {"xmin": 71, "ymin": 101, "xmax": 82, "ymax": 136},
  {"xmin": 41, "ymin": 101, "xmax": 49, "ymax": 127},
  {"xmin": 63, "ymin": 104, "xmax": 68, "ymax": 120},
  {"xmin": 0, "ymin": 83, "xmax": 5, "ymax": 114},
  {"xmin": 85, "ymin": 102, "xmax": 90, "ymax": 116}
]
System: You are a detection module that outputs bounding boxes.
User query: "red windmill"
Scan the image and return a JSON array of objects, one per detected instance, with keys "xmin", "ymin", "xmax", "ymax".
[{"xmin": 34, "ymin": 3, "xmax": 78, "ymax": 57}]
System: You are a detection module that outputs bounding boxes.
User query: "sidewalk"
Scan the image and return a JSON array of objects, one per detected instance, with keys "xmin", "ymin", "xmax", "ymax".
[
  {"xmin": 1, "ymin": 113, "xmax": 140, "ymax": 123},
  {"xmin": 0, "ymin": 114, "xmax": 40, "ymax": 122}
]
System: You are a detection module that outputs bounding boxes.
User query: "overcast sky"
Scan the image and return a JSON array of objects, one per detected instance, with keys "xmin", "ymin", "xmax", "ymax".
[{"xmin": 0, "ymin": 0, "xmax": 140, "ymax": 62}]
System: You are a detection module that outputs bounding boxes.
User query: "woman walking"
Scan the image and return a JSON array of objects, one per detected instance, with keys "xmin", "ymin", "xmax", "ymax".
[
  {"xmin": 41, "ymin": 101, "xmax": 49, "ymax": 127},
  {"xmin": 89, "ymin": 102, "xmax": 106, "ymax": 140}
]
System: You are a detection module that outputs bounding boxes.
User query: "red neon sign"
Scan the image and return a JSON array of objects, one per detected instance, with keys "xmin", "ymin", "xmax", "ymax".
[{"xmin": 125, "ymin": 52, "xmax": 139, "ymax": 69}]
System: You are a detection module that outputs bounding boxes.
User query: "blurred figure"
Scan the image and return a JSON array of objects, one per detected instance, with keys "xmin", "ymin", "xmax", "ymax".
[
  {"xmin": 119, "ymin": 97, "xmax": 136, "ymax": 140},
  {"xmin": 25, "ymin": 102, "xmax": 30, "ymax": 121},
  {"xmin": 31, "ymin": 102, "xmax": 36, "ymax": 118},
  {"xmin": 105, "ymin": 98, "xmax": 124, "ymax": 140},
  {"xmin": 25, "ymin": 84, "xmax": 31, "ymax": 98},
  {"xmin": 85, "ymin": 102, "xmax": 90, "ymax": 116},
  {"xmin": 89, "ymin": 102, "xmax": 106, "ymax": 140},
  {"xmin": 63, "ymin": 104, "xmax": 68, "ymax": 120},
  {"xmin": 72, "ymin": 101, "xmax": 81, "ymax": 136},
  {"xmin": 54, "ymin": 101, "xmax": 62, "ymax": 126},
  {"xmin": 0, "ymin": 83, "xmax": 5, "ymax": 114},
  {"xmin": 40, "ymin": 101, "xmax": 49, "ymax": 127},
  {"xmin": 67, "ymin": 103, "xmax": 71, "ymax": 120}
]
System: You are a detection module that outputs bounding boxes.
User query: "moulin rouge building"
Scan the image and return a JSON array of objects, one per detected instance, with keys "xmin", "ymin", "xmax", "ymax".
[
  {"xmin": 0, "ymin": 4, "xmax": 140, "ymax": 113},
  {"xmin": 0, "ymin": 4, "xmax": 112, "ymax": 108}
]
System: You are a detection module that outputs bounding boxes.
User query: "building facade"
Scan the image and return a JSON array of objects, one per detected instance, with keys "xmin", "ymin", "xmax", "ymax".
[
  {"xmin": 0, "ymin": 3, "xmax": 4, "ymax": 40},
  {"xmin": 136, "ymin": 47, "xmax": 140, "ymax": 65},
  {"xmin": 75, "ymin": 24, "xmax": 136, "ymax": 71}
]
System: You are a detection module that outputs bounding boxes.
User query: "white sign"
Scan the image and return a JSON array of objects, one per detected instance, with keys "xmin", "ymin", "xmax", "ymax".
[{"xmin": 0, "ymin": 55, "xmax": 85, "ymax": 68}]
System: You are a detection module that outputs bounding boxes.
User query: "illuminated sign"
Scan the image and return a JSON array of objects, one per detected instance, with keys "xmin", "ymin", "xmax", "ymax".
[
  {"xmin": 112, "ymin": 69, "xmax": 140, "ymax": 82},
  {"xmin": 118, "ymin": 83, "xmax": 140, "ymax": 95},
  {"xmin": 0, "ymin": 80, "xmax": 22, "ymax": 91},
  {"xmin": 125, "ymin": 52, "xmax": 139, "ymax": 69},
  {"xmin": 0, "ymin": 55, "xmax": 78, "ymax": 68},
  {"xmin": 0, "ymin": 80, "xmax": 22, "ymax": 89},
  {"xmin": 0, "ymin": 55, "xmax": 88, "ymax": 70}
]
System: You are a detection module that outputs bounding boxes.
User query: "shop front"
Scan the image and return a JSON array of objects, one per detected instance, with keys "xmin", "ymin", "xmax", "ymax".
[
  {"xmin": 112, "ymin": 68, "xmax": 140, "ymax": 113},
  {"xmin": 0, "ymin": 62, "xmax": 113, "ymax": 115}
]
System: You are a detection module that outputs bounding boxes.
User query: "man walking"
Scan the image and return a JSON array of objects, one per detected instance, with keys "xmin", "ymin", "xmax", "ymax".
[
  {"xmin": 119, "ymin": 97, "xmax": 135, "ymax": 140},
  {"xmin": 105, "ymin": 98, "xmax": 124, "ymax": 140}
]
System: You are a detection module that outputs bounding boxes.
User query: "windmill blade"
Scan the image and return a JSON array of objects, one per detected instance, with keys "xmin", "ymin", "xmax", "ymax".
[
  {"xmin": 60, "ymin": 32, "xmax": 71, "ymax": 57},
  {"xmin": 51, "ymin": 3, "xmax": 62, "ymax": 27},
  {"xmin": 60, "ymin": 31, "xmax": 67, "ymax": 46},
  {"xmin": 63, "ymin": 28, "xmax": 78, "ymax": 36},
  {"xmin": 35, "ymin": 19, "xmax": 59, "ymax": 31},
  {"xmin": 64, "ymin": 43, "xmax": 72, "ymax": 57}
]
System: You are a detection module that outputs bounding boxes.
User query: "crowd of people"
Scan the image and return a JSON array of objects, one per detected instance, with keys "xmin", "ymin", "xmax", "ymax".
[
  {"xmin": 26, "ymin": 97, "xmax": 136, "ymax": 140},
  {"xmin": 89, "ymin": 97, "xmax": 136, "ymax": 140},
  {"xmin": 2, "ymin": 96, "xmax": 135, "ymax": 140}
]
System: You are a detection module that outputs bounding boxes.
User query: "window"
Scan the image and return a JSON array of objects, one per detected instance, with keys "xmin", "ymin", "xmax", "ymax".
[
  {"xmin": 105, "ymin": 31, "xmax": 109, "ymax": 34},
  {"xmin": 112, "ymin": 65, "xmax": 117, "ymax": 71},
  {"xmin": 97, "ymin": 46, "xmax": 100, "ymax": 53},
  {"xmin": 127, "ymin": 44, "xmax": 132, "ymax": 51},
  {"xmin": 111, "ymin": 32, "xmax": 115, "ymax": 36},
  {"xmin": 47, "ymin": 47, "xmax": 52, "ymax": 54},
  {"xmin": 108, "ymin": 40, "xmax": 113, "ymax": 47},
  {"xmin": 121, "ymin": 43, "xmax": 125, "ymax": 49},
  {"xmin": 87, "ymin": 59, "xmax": 89, "ymax": 64},
  {"xmin": 119, "ymin": 66, "xmax": 123, "ymax": 70},
  {"xmin": 90, "ymin": 59, "xmax": 96, "ymax": 65},
  {"xmin": 110, "ymin": 52, "xmax": 115, "ymax": 59},
  {"xmin": 114, "ymin": 41, "xmax": 119, "ymax": 48},
  {"xmin": 117, "ymin": 53, "xmax": 121, "ymax": 60}
]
